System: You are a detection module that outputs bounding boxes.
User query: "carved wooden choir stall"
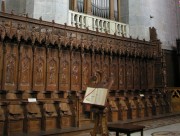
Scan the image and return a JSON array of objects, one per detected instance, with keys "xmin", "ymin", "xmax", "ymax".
[{"xmin": 0, "ymin": 12, "xmax": 171, "ymax": 135}]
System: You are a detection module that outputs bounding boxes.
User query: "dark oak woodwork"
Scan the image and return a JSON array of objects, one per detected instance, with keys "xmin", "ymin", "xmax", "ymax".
[{"xmin": 0, "ymin": 12, "xmax": 169, "ymax": 135}]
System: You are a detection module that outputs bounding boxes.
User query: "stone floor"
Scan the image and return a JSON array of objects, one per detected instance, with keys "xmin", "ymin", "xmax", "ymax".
[
  {"xmin": 111, "ymin": 115, "xmax": 180, "ymax": 136},
  {"xmin": 78, "ymin": 114, "xmax": 180, "ymax": 136}
]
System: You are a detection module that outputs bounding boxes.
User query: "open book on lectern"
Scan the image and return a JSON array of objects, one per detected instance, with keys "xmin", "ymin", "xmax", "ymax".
[{"xmin": 83, "ymin": 87, "xmax": 108, "ymax": 106}]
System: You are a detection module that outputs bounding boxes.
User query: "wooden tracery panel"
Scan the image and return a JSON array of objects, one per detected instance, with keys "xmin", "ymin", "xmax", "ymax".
[
  {"xmin": 92, "ymin": 53, "xmax": 101, "ymax": 74},
  {"xmin": 18, "ymin": 45, "xmax": 33, "ymax": 91},
  {"xmin": 119, "ymin": 58, "xmax": 126, "ymax": 90},
  {"xmin": 134, "ymin": 59, "xmax": 140, "ymax": 89},
  {"xmin": 126, "ymin": 58, "xmax": 133, "ymax": 90},
  {"xmin": 2, "ymin": 43, "xmax": 18, "ymax": 91},
  {"xmin": 140, "ymin": 60, "xmax": 147, "ymax": 89},
  {"xmin": 147, "ymin": 61, "xmax": 154, "ymax": 89},
  {"xmin": 0, "ymin": 42, "xmax": 3, "ymax": 90},
  {"xmin": 59, "ymin": 50, "xmax": 70, "ymax": 91},
  {"xmin": 46, "ymin": 48, "xmax": 59, "ymax": 91},
  {"xmin": 71, "ymin": 51, "xmax": 81, "ymax": 91},
  {"xmin": 82, "ymin": 53, "xmax": 91, "ymax": 90},
  {"xmin": 110, "ymin": 56, "xmax": 118, "ymax": 90},
  {"xmin": 33, "ymin": 47, "xmax": 46, "ymax": 91},
  {"xmin": 102, "ymin": 55, "xmax": 109, "ymax": 83}
]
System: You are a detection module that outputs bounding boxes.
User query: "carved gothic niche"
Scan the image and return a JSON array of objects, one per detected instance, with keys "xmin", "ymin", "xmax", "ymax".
[
  {"xmin": 71, "ymin": 51, "xmax": 81, "ymax": 91},
  {"xmin": 102, "ymin": 55, "xmax": 110, "ymax": 83},
  {"xmin": 33, "ymin": 46, "xmax": 46, "ymax": 91},
  {"xmin": 18, "ymin": 45, "xmax": 33, "ymax": 91},
  {"xmin": 126, "ymin": 58, "xmax": 133, "ymax": 90},
  {"xmin": 119, "ymin": 58, "xmax": 125, "ymax": 90},
  {"xmin": 59, "ymin": 50, "xmax": 70, "ymax": 91},
  {"xmin": 140, "ymin": 60, "xmax": 147, "ymax": 89},
  {"xmin": 147, "ymin": 61, "xmax": 154, "ymax": 89},
  {"xmin": 110, "ymin": 56, "xmax": 119, "ymax": 90},
  {"xmin": 82, "ymin": 53, "xmax": 91, "ymax": 90},
  {"xmin": 46, "ymin": 48, "xmax": 59, "ymax": 91},
  {"xmin": 92, "ymin": 53, "xmax": 101, "ymax": 74},
  {"xmin": 0, "ymin": 42, "xmax": 3, "ymax": 90},
  {"xmin": 133, "ymin": 59, "xmax": 140, "ymax": 89},
  {"xmin": 2, "ymin": 43, "xmax": 18, "ymax": 91}
]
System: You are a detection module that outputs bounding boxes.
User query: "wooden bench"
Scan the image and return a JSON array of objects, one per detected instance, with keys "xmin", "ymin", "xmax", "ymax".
[{"xmin": 108, "ymin": 123, "xmax": 145, "ymax": 136}]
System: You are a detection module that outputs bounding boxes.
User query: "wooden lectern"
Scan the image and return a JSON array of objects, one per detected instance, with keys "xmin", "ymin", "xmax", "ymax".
[{"xmin": 83, "ymin": 71, "xmax": 114, "ymax": 136}]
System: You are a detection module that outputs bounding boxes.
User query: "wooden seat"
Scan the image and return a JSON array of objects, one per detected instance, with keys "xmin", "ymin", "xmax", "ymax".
[{"xmin": 108, "ymin": 123, "xmax": 145, "ymax": 136}]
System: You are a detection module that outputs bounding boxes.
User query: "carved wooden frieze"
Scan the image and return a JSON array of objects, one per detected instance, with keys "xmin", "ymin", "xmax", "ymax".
[
  {"xmin": 134, "ymin": 59, "xmax": 140, "ymax": 89},
  {"xmin": 71, "ymin": 51, "xmax": 81, "ymax": 91},
  {"xmin": 33, "ymin": 46, "xmax": 46, "ymax": 91},
  {"xmin": 2, "ymin": 43, "xmax": 18, "ymax": 91},
  {"xmin": 46, "ymin": 48, "xmax": 59, "ymax": 91},
  {"xmin": 140, "ymin": 60, "xmax": 147, "ymax": 89},
  {"xmin": 119, "ymin": 58, "xmax": 126, "ymax": 90},
  {"xmin": 59, "ymin": 50, "xmax": 70, "ymax": 91},
  {"xmin": 0, "ymin": 42, "xmax": 3, "ymax": 90},
  {"xmin": 110, "ymin": 56, "xmax": 119, "ymax": 90},
  {"xmin": 18, "ymin": 45, "xmax": 33, "ymax": 91},
  {"xmin": 147, "ymin": 61, "xmax": 154, "ymax": 88},
  {"xmin": 82, "ymin": 53, "xmax": 91, "ymax": 90},
  {"xmin": 126, "ymin": 58, "xmax": 133, "ymax": 89}
]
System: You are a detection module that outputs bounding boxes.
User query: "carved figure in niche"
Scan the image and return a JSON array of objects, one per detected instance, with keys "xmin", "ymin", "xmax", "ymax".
[
  {"xmin": 61, "ymin": 60, "xmax": 69, "ymax": 83},
  {"xmin": 102, "ymin": 64, "xmax": 108, "ymax": 82},
  {"xmin": 72, "ymin": 61, "xmax": 79, "ymax": 84},
  {"xmin": 49, "ymin": 60, "xmax": 56, "ymax": 85},
  {"xmin": 127, "ymin": 65, "xmax": 132, "ymax": 86},
  {"xmin": 6, "ymin": 56, "xmax": 15, "ymax": 84},
  {"xmin": 134, "ymin": 66, "xmax": 138, "ymax": 84},
  {"xmin": 36, "ymin": 58, "xmax": 44, "ymax": 85},
  {"xmin": 21, "ymin": 57, "xmax": 30, "ymax": 84},
  {"xmin": 93, "ymin": 63, "xmax": 99, "ymax": 73},
  {"xmin": 119, "ymin": 67, "xmax": 124, "ymax": 85},
  {"xmin": 83, "ymin": 62, "xmax": 89, "ymax": 85}
]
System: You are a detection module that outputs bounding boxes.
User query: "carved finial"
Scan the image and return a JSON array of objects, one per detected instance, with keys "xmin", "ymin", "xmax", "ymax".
[
  {"xmin": 39, "ymin": 16, "xmax": 42, "ymax": 21},
  {"xmin": 64, "ymin": 23, "xmax": 67, "ymax": 27},
  {"xmin": 11, "ymin": 10, "xmax": 14, "ymax": 15},
  {"xmin": 26, "ymin": 13, "xmax": 29, "ymax": 18}
]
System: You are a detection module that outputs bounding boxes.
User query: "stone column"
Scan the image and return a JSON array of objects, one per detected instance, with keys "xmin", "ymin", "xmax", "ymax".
[
  {"xmin": 84, "ymin": 0, "xmax": 92, "ymax": 15},
  {"xmin": 72, "ymin": 0, "xmax": 78, "ymax": 11},
  {"xmin": 117, "ymin": 0, "xmax": 121, "ymax": 22},
  {"xmin": 109, "ymin": 0, "xmax": 114, "ymax": 20}
]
